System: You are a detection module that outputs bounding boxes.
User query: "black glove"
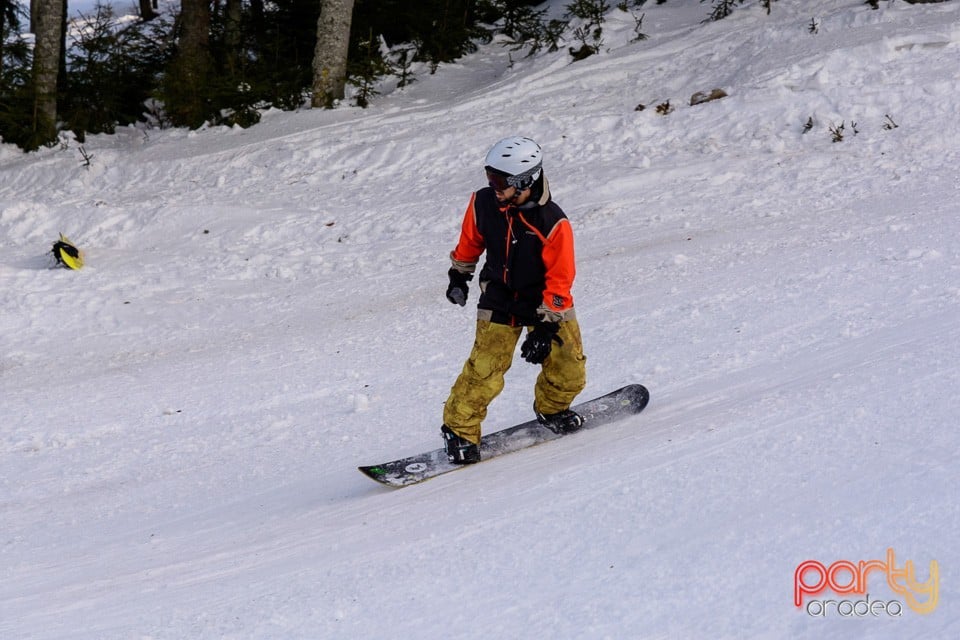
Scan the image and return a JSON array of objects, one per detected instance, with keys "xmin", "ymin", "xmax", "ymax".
[
  {"xmin": 446, "ymin": 268, "xmax": 472, "ymax": 306},
  {"xmin": 520, "ymin": 322, "xmax": 563, "ymax": 364}
]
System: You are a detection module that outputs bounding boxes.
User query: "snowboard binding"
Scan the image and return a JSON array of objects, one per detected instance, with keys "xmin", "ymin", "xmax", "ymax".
[
  {"xmin": 441, "ymin": 425, "xmax": 481, "ymax": 464},
  {"xmin": 535, "ymin": 408, "xmax": 584, "ymax": 435}
]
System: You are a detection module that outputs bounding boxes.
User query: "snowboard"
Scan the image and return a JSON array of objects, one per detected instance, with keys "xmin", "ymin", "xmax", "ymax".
[
  {"xmin": 359, "ymin": 384, "xmax": 649, "ymax": 487},
  {"xmin": 51, "ymin": 232, "xmax": 84, "ymax": 270}
]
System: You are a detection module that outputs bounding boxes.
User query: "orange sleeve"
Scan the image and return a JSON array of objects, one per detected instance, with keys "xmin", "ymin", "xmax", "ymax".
[
  {"xmin": 541, "ymin": 218, "xmax": 576, "ymax": 312},
  {"xmin": 450, "ymin": 192, "xmax": 485, "ymax": 271}
]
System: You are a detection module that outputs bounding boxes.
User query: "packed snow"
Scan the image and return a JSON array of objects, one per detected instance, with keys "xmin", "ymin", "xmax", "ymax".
[{"xmin": 2, "ymin": 0, "xmax": 958, "ymax": 637}]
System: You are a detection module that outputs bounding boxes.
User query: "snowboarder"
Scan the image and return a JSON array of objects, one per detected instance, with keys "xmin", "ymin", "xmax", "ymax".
[{"xmin": 441, "ymin": 136, "xmax": 587, "ymax": 464}]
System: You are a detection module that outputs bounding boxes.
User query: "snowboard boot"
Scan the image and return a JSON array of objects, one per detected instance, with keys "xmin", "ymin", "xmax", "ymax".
[
  {"xmin": 441, "ymin": 425, "xmax": 481, "ymax": 464},
  {"xmin": 535, "ymin": 408, "xmax": 584, "ymax": 435}
]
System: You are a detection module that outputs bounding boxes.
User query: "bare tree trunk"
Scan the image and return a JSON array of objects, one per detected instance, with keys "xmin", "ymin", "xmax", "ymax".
[
  {"xmin": 0, "ymin": 3, "xmax": 6, "ymax": 68},
  {"xmin": 311, "ymin": 0, "xmax": 355, "ymax": 108},
  {"xmin": 138, "ymin": 0, "xmax": 158, "ymax": 21},
  {"xmin": 166, "ymin": 0, "xmax": 213, "ymax": 127},
  {"xmin": 248, "ymin": 0, "xmax": 265, "ymax": 42},
  {"xmin": 224, "ymin": 0, "xmax": 242, "ymax": 74},
  {"xmin": 31, "ymin": 0, "xmax": 62, "ymax": 146},
  {"xmin": 57, "ymin": 0, "xmax": 66, "ymax": 91}
]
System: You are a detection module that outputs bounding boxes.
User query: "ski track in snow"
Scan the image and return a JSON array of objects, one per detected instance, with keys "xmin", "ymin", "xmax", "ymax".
[{"xmin": 2, "ymin": 0, "xmax": 960, "ymax": 638}]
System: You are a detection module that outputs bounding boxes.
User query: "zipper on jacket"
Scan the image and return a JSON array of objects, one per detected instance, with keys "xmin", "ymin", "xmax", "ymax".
[
  {"xmin": 503, "ymin": 208, "xmax": 521, "ymax": 327},
  {"xmin": 502, "ymin": 209, "xmax": 514, "ymax": 284}
]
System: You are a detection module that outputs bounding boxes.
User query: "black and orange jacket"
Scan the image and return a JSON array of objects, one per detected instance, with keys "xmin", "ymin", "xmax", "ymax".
[{"xmin": 450, "ymin": 177, "xmax": 576, "ymax": 325}]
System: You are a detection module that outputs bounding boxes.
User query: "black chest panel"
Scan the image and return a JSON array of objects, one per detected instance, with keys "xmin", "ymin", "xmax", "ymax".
[{"xmin": 473, "ymin": 187, "xmax": 565, "ymax": 322}]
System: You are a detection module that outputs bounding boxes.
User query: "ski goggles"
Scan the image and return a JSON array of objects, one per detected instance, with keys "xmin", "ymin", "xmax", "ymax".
[
  {"xmin": 485, "ymin": 165, "xmax": 542, "ymax": 192},
  {"xmin": 485, "ymin": 168, "xmax": 514, "ymax": 192}
]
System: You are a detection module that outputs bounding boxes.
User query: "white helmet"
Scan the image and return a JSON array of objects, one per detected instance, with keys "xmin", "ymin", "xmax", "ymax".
[{"xmin": 484, "ymin": 136, "xmax": 543, "ymax": 190}]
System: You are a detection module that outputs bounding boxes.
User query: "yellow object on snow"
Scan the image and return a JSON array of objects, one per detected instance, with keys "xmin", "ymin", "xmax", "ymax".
[{"xmin": 52, "ymin": 233, "xmax": 84, "ymax": 270}]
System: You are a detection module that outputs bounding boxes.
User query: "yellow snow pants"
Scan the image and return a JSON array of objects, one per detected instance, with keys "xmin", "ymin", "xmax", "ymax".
[{"xmin": 443, "ymin": 319, "xmax": 587, "ymax": 444}]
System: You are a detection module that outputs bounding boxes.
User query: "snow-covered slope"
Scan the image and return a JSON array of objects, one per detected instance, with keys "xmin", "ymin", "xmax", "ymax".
[{"xmin": 2, "ymin": 1, "xmax": 958, "ymax": 637}]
